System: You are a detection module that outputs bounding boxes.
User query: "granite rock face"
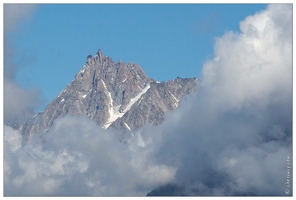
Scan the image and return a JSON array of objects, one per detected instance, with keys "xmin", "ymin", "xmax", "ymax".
[{"xmin": 19, "ymin": 49, "xmax": 199, "ymax": 138}]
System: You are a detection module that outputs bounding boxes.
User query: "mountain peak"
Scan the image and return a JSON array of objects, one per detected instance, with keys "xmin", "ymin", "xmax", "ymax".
[
  {"xmin": 18, "ymin": 49, "xmax": 199, "ymax": 138},
  {"xmin": 96, "ymin": 48, "xmax": 104, "ymax": 63},
  {"xmin": 96, "ymin": 48, "xmax": 103, "ymax": 55},
  {"xmin": 84, "ymin": 49, "xmax": 113, "ymax": 68}
]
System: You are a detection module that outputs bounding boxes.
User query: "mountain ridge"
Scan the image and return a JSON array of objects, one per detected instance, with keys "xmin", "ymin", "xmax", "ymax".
[{"xmin": 18, "ymin": 49, "xmax": 199, "ymax": 138}]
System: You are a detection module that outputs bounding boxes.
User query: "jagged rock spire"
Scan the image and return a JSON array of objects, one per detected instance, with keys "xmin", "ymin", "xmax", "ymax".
[{"xmin": 97, "ymin": 49, "xmax": 103, "ymax": 63}]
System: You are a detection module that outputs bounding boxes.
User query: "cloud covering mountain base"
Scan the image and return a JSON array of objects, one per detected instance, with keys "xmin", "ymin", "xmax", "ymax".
[
  {"xmin": 4, "ymin": 117, "xmax": 176, "ymax": 196},
  {"xmin": 4, "ymin": 4, "xmax": 292, "ymax": 196}
]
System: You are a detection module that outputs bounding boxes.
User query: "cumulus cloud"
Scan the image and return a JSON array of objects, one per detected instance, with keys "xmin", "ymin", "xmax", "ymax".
[
  {"xmin": 3, "ymin": 3, "xmax": 292, "ymax": 196},
  {"xmin": 201, "ymin": 4, "xmax": 292, "ymax": 113},
  {"xmin": 146, "ymin": 3, "xmax": 292, "ymax": 195}
]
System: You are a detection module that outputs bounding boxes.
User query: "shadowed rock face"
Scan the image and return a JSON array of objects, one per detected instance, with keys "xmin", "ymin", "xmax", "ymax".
[{"xmin": 19, "ymin": 49, "xmax": 199, "ymax": 138}]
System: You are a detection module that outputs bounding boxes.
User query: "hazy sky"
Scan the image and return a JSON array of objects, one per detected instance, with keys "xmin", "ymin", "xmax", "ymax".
[{"xmin": 4, "ymin": 3, "xmax": 267, "ymax": 111}]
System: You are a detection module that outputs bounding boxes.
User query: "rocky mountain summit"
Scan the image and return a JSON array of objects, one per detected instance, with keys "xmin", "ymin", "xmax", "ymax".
[{"xmin": 19, "ymin": 49, "xmax": 199, "ymax": 138}]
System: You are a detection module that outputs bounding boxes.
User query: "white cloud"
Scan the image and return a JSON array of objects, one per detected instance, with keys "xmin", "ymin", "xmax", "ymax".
[
  {"xmin": 201, "ymin": 4, "xmax": 292, "ymax": 112},
  {"xmin": 4, "ymin": 116, "xmax": 176, "ymax": 196}
]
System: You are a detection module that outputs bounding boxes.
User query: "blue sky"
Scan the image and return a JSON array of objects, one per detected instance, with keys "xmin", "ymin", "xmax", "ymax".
[{"xmin": 7, "ymin": 4, "xmax": 268, "ymax": 111}]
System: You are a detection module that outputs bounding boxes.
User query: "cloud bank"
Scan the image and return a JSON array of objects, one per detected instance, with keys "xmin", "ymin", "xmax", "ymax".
[
  {"xmin": 4, "ymin": 4, "xmax": 292, "ymax": 196},
  {"xmin": 4, "ymin": 117, "xmax": 176, "ymax": 196}
]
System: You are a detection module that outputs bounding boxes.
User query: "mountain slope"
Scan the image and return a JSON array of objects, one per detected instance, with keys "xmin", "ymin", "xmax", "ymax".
[{"xmin": 19, "ymin": 49, "xmax": 199, "ymax": 138}]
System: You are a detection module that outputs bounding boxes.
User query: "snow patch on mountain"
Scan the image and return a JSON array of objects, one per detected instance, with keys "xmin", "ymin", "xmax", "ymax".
[
  {"xmin": 122, "ymin": 84, "xmax": 150, "ymax": 113},
  {"xmin": 103, "ymin": 84, "xmax": 151, "ymax": 129},
  {"xmin": 124, "ymin": 123, "xmax": 131, "ymax": 131},
  {"xmin": 168, "ymin": 91, "xmax": 179, "ymax": 107}
]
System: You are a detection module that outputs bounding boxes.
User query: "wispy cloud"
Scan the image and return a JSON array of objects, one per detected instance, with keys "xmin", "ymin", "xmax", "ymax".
[
  {"xmin": 4, "ymin": 4, "xmax": 37, "ymax": 33},
  {"xmin": 4, "ymin": 4, "xmax": 41, "ymax": 126}
]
